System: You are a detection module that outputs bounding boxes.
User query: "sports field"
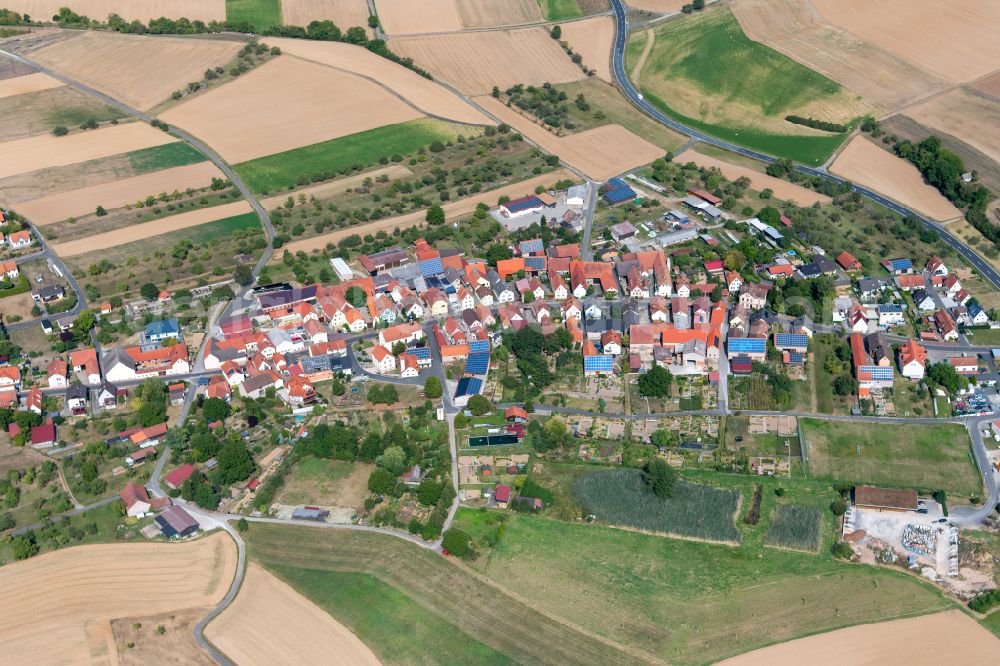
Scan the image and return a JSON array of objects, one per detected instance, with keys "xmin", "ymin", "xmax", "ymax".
[
  {"xmin": 801, "ymin": 418, "xmax": 981, "ymax": 498},
  {"xmin": 628, "ymin": 6, "xmax": 872, "ymax": 164},
  {"xmin": 234, "ymin": 117, "xmax": 469, "ymax": 193},
  {"xmin": 226, "ymin": 0, "xmax": 283, "ymax": 30}
]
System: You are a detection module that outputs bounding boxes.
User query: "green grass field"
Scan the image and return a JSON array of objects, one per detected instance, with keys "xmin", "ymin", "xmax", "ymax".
[
  {"xmin": 539, "ymin": 0, "xmax": 583, "ymax": 21},
  {"xmin": 126, "ymin": 142, "xmax": 207, "ymax": 172},
  {"xmin": 983, "ymin": 610, "xmax": 1000, "ymax": 638},
  {"xmin": 234, "ymin": 119, "xmax": 471, "ymax": 193},
  {"xmin": 226, "ymin": 0, "xmax": 282, "ymax": 30},
  {"xmin": 628, "ymin": 7, "xmax": 863, "ymax": 164},
  {"xmin": 801, "ymin": 419, "xmax": 982, "ymax": 498},
  {"xmin": 275, "ymin": 457, "xmax": 355, "ymax": 505},
  {"xmin": 46, "ymin": 104, "xmax": 125, "ymax": 127},
  {"xmin": 182, "ymin": 211, "xmax": 262, "ymax": 243}
]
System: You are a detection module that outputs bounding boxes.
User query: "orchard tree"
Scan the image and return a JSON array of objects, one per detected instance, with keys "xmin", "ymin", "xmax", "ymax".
[{"xmin": 233, "ymin": 264, "xmax": 253, "ymax": 286}]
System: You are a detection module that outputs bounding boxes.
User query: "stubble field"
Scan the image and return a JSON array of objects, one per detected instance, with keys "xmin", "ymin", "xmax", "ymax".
[
  {"xmin": 0, "ymin": 0, "xmax": 226, "ymax": 22},
  {"xmin": 903, "ymin": 89, "xmax": 1000, "ymax": 165},
  {"xmin": 30, "ymin": 31, "xmax": 241, "ymax": 111},
  {"xmin": 280, "ymin": 0, "xmax": 370, "ymax": 28},
  {"xmin": 376, "ymin": 0, "xmax": 543, "ymax": 34},
  {"xmin": 829, "ymin": 136, "xmax": 962, "ymax": 222},
  {"xmin": 391, "ymin": 28, "xmax": 584, "ymax": 95},
  {"xmin": 159, "ymin": 56, "xmax": 422, "ymax": 162},
  {"xmin": 0, "ymin": 71, "xmax": 62, "ymax": 99},
  {"xmin": 558, "ymin": 16, "xmax": 614, "ymax": 82}
]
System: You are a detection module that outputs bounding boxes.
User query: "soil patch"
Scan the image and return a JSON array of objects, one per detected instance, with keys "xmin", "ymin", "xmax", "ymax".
[
  {"xmin": 719, "ymin": 610, "xmax": 999, "ymax": 665},
  {"xmin": 0, "ymin": 532, "xmax": 236, "ymax": 665},
  {"xmin": 558, "ymin": 16, "xmax": 614, "ymax": 82},
  {"xmin": 112, "ymin": 608, "xmax": 215, "ymax": 666},
  {"xmin": 681, "ymin": 148, "xmax": 831, "ymax": 206},
  {"xmin": 31, "ymin": 31, "xmax": 240, "ymax": 111},
  {"xmin": 829, "ymin": 135, "xmax": 962, "ymax": 221},
  {"xmin": 206, "ymin": 562, "xmax": 381, "ymax": 666},
  {"xmin": 18, "ymin": 162, "xmax": 225, "ymax": 225},
  {"xmin": 391, "ymin": 27, "xmax": 584, "ymax": 96},
  {"xmin": 160, "ymin": 56, "xmax": 422, "ymax": 163},
  {"xmin": 0, "ymin": 123, "xmax": 176, "ymax": 180},
  {"xmin": 0, "ymin": 71, "xmax": 62, "ymax": 99},
  {"xmin": 904, "ymin": 88, "xmax": 1000, "ymax": 164}
]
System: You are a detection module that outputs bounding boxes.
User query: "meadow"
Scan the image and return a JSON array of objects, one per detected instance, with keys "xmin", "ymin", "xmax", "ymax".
[
  {"xmin": 226, "ymin": 0, "xmax": 282, "ymax": 30},
  {"xmin": 628, "ymin": 7, "xmax": 867, "ymax": 164},
  {"xmin": 764, "ymin": 503, "xmax": 823, "ymax": 552},
  {"xmin": 801, "ymin": 419, "xmax": 982, "ymax": 499},
  {"xmin": 234, "ymin": 118, "xmax": 470, "ymax": 193},
  {"xmin": 539, "ymin": 0, "xmax": 583, "ymax": 21},
  {"xmin": 572, "ymin": 468, "xmax": 742, "ymax": 543},
  {"xmin": 126, "ymin": 142, "xmax": 207, "ymax": 172}
]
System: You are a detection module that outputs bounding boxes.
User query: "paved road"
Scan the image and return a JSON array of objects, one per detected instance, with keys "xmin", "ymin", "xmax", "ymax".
[
  {"xmin": 580, "ymin": 181, "xmax": 600, "ymax": 260},
  {"xmin": 607, "ymin": 0, "xmax": 1000, "ymax": 295},
  {"xmin": 5, "ymin": 238, "xmax": 88, "ymax": 331},
  {"xmin": 950, "ymin": 417, "xmax": 1000, "ymax": 526}
]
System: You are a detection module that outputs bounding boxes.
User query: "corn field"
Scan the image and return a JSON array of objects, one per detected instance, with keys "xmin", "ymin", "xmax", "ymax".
[
  {"xmin": 572, "ymin": 469, "xmax": 741, "ymax": 543},
  {"xmin": 764, "ymin": 504, "xmax": 823, "ymax": 552}
]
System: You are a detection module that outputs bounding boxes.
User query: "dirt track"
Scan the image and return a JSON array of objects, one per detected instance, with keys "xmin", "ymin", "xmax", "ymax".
[
  {"xmin": 0, "ymin": 532, "xmax": 236, "ymax": 666},
  {"xmin": 258, "ymin": 37, "xmax": 490, "ymax": 125},
  {"xmin": 0, "ymin": 0, "xmax": 226, "ymax": 22},
  {"xmin": 206, "ymin": 562, "xmax": 381, "ymax": 666},
  {"xmin": 16, "ymin": 162, "xmax": 225, "ymax": 225},
  {"xmin": 559, "ymin": 16, "xmax": 614, "ymax": 82},
  {"xmin": 391, "ymin": 28, "xmax": 584, "ymax": 95},
  {"xmin": 52, "ymin": 199, "xmax": 253, "ymax": 257},
  {"xmin": 0, "ymin": 123, "xmax": 176, "ymax": 180},
  {"xmin": 719, "ymin": 610, "xmax": 999, "ymax": 665},
  {"xmin": 285, "ymin": 168, "xmax": 575, "ymax": 253},
  {"xmin": 0, "ymin": 71, "xmax": 62, "ymax": 99},
  {"xmin": 476, "ymin": 95, "xmax": 662, "ymax": 180},
  {"xmin": 159, "ymin": 56, "xmax": 422, "ymax": 163},
  {"xmin": 682, "ymin": 149, "xmax": 831, "ymax": 207},
  {"xmin": 829, "ymin": 135, "xmax": 961, "ymax": 222}
]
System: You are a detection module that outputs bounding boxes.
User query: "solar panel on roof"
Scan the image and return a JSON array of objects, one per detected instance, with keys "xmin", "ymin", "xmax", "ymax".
[
  {"xmin": 455, "ymin": 377, "xmax": 484, "ymax": 398},
  {"xmin": 606, "ymin": 177, "xmax": 627, "ymax": 190},
  {"xmin": 525, "ymin": 256, "xmax": 546, "ymax": 270},
  {"xmin": 419, "ymin": 257, "xmax": 444, "ymax": 277},
  {"xmin": 787, "ymin": 352, "xmax": 804, "ymax": 364},
  {"xmin": 406, "ymin": 347, "xmax": 431, "ymax": 359},
  {"xmin": 729, "ymin": 338, "xmax": 766, "ymax": 354},
  {"xmin": 519, "ymin": 239, "xmax": 544, "ymax": 254},
  {"xmin": 464, "ymin": 352, "xmax": 490, "ymax": 375},
  {"xmin": 864, "ymin": 366, "xmax": 894, "ymax": 381},
  {"xmin": 584, "ymin": 355, "xmax": 613, "ymax": 372},
  {"xmin": 892, "ymin": 258, "xmax": 912, "ymax": 270},
  {"xmin": 775, "ymin": 333, "xmax": 809, "ymax": 349},
  {"xmin": 469, "ymin": 340, "xmax": 490, "ymax": 353},
  {"xmin": 603, "ymin": 186, "xmax": 636, "ymax": 204},
  {"xmin": 504, "ymin": 196, "xmax": 543, "ymax": 214}
]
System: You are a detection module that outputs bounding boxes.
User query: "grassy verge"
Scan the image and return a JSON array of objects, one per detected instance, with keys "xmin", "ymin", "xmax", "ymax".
[
  {"xmin": 539, "ymin": 0, "xmax": 583, "ymax": 21},
  {"xmin": 226, "ymin": 0, "xmax": 282, "ymax": 30},
  {"xmin": 126, "ymin": 142, "xmax": 207, "ymax": 172},
  {"xmin": 234, "ymin": 119, "xmax": 472, "ymax": 193},
  {"xmin": 801, "ymin": 418, "xmax": 982, "ymax": 499}
]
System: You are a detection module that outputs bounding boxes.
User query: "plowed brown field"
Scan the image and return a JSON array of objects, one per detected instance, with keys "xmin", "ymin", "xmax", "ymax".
[
  {"xmin": 904, "ymin": 89, "xmax": 1000, "ymax": 164},
  {"xmin": 681, "ymin": 149, "xmax": 831, "ymax": 207},
  {"xmin": 17, "ymin": 162, "xmax": 225, "ymax": 225},
  {"xmin": 206, "ymin": 563, "xmax": 380, "ymax": 666},
  {"xmin": 281, "ymin": 0, "xmax": 371, "ymax": 28},
  {"xmin": 391, "ymin": 28, "xmax": 584, "ymax": 95},
  {"xmin": 0, "ymin": 0, "xmax": 226, "ymax": 22},
  {"xmin": 476, "ymin": 95, "xmax": 661, "ymax": 180},
  {"xmin": 159, "ymin": 56, "xmax": 422, "ymax": 162},
  {"xmin": 286, "ymin": 168, "xmax": 575, "ymax": 252},
  {"xmin": 0, "ymin": 532, "xmax": 236, "ymax": 666},
  {"xmin": 830, "ymin": 136, "xmax": 962, "ymax": 221},
  {"xmin": 0, "ymin": 123, "xmax": 176, "ymax": 179},
  {"xmin": 0, "ymin": 71, "xmax": 63, "ymax": 99},
  {"xmin": 31, "ymin": 31, "xmax": 240, "ymax": 111},
  {"xmin": 559, "ymin": 16, "xmax": 614, "ymax": 82}
]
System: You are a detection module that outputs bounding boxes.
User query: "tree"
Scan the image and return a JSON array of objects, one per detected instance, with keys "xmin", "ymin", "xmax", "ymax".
[
  {"xmin": 638, "ymin": 365, "xmax": 672, "ymax": 398},
  {"xmin": 368, "ymin": 467, "xmax": 396, "ymax": 495},
  {"xmin": 758, "ymin": 206, "xmax": 781, "ymax": 227},
  {"xmin": 833, "ymin": 374, "xmax": 857, "ymax": 396},
  {"xmin": 723, "ymin": 250, "xmax": 746, "ymax": 271},
  {"xmin": 927, "ymin": 362, "xmax": 963, "ymax": 393},
  {"xmin": 345, "ymin": 285, "xmax": 367, "ymax": 308},
  {"xmin": 95, "ymin": 205, "xmax": 107, "ymax": 217},
  {"xmin": 376, "ymin": 445, "xmax": 406, "ymax": 475},
  {"xmin": 330, "ymin": 377, "xmax": 345, "ymax": 396},
  {"xmin": 215, "ymin": 441, "xmax": 255, "ymax": 485},
  {"xmin": 233, "ymin": 264, "xmax": 253, "ymax": 286},
  {"xmin": 831, "ymin": 542, "xmax": 853, "ymax": 560},
  {"xmin": 423, "ymin": 376, "xmax": 442, "ymax": 399},
  {"xmin": 236, "ymin": 518, "xmax": 249, "ymax": 533},
  {"xmin": 442, "ymin": 528, "xmax": 470, "ymax": 556},
  {"xmin": 417, "ymin": 479, "xmax": 442, "ymax": 506},
  {"xmin": 425, "ymin": 205, "xmax": 445, "ymax": 225},
  {"xmin": 52, "ymin": 125, "xmax": 69, "ymax": 136},
  {"xmin": 202, "ymin": 397, "xmax": 230, "ymax": 422},
  {"xmin": 642, "ymin": 459, "xmax": 677, "ymax": 499},
  {"xmin": 11, "ymin": 533, "xmax": 38, "ymax": 560},
  {"xmin": 549, "ymin": 25, "xmax": 561, "ymax": 39},
  {"xmin": 467, "ymin": 394, "xmax": 492, "ymax": 416},
  {"xmin": 139, "ymin": 282, "xmax": 160, "ymax": 301}
]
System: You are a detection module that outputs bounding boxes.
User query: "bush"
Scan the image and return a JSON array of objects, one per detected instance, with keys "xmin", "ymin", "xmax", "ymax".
[
  {"xmin": 829, "ymin": 499, "xmax": 848, "ymax": 516},
  {"xmin": 831, "ymin": 542, "xmax": 853, "ymax": 560},
  {"xmin": 52, "ymin": 125, "xmax": 68, "ymax": 136},
  {"xmin": 467, "ymin": 394, "xmax": 492, "ymax": 416},
  {"xmin": 969, "ymin": 589, "xmax": 1000, "ymax": 614},
  {"xmin": 442, "ymin": 528, "xmax": 470, "ymax": 557}
]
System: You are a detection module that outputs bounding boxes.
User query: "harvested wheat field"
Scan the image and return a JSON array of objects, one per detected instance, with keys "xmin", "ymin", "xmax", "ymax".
[
  {"xmin": 456, "ymin": 0, "xmax": 542, "ymax": 28},
  {"xmin": 0, "ymin": 71, "xmax": 62, "ymax": 99},
  {"xmin": 31, "ymin": 31, "xmax": 240, "ymax": 111},
  {"xmin": 812, "ymin": 0, "xmax": 1000, "ymax": 84},
  {"xmin": 558, "ymin": 16, "xmax": 614, "ymax": 82},
  {"xmin": 904, "ymin": 89, "xmax": 1000, "ymax": 164},
  {"xmin": 287, "ymin": 168, "xmax": 575, "ymax": 252},
  {"xmin": 972, "ymin": 71, "xmax": 1000, "ymax": 101},
  {"xmin": 261, "ymin": 165, "xmax": 411, "ymax": 207},
  {"xmin": 681, "ymin": 149, "xmax": 830, "ymax": 206},
  {"xmin": 113, "ymin": 608, "xmax": 215, "ymax": 666},
  {"xmin": 160, "ymin": 56, "xmax": 421, "ymax": 163},
  {"xmin": 626, "ymin": 0, "xmax": 687, "ymax": 12},
  {"xmin": 0, "ymin": 123, "xmax": 176, "ymax": 180},
  {"xmin": 0, "ymin": 0, "xmax": 225, "ymax": 22},
  {"xmin": 731, "ymin": 0, "xmax": 943, "ymax": 111},
  {"xmin": 720, "ymin": 610, "xmax": 1000, "ymax": 666},
  {"xmin": 377, "ymin": 0, "xmax": 542, "ymax": 34},
  {"xmin": 830, "ymin": 136, "xmax": 961, "ymax": 222},
  {"xmin": 246, "ymin": 37, "xmax": 490, "ymax": 124},
  {"xmin": 391, "ymin": 28, "xmax": 584, "ymax": 95},
  {"xmin": 207, "ymin": 563, "xmax": 381, "ymax": 666},
  {"xmin": 0, "ymin": 55, "xmax": 36, "ymax": 81},
  {"xmin": 281, "ymin": 0, "xmax": 370, "ymax": 28},
  {"xmin": 52, "ymin": 200, "xmax": 253, "ymax": 257},
  {"xmin": 0, "ymin": 532, "xmax": 236, "ymax": 666},
  {"xmin": 17, "ymin": 162, "xmax": 225, "ymax": 225},
  {"xmin": 476, "ymin": 95, "xmax": 661, "ymax": 180}
]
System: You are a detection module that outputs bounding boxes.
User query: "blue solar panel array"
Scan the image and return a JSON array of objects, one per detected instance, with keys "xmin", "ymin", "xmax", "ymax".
[
  {"xmin": 584, "ymin": 355, "xmax": 613, "ymax": 372},
  {"xmin": 862, "ymin": 365, "xmax": 894, "ymax": 381},
  {"xmin": 607, "ymin": 177, "xmax": 627, "ymax": 189},
  {"xmin": 878, "ymin": 303, "xmax": 903, "ymax": 313},
  {"xmin": 525, "ymin": 256, "xmax": 546, "ymax": 271},
  {"xmin": 464, "ymin": 352, "xmax": 490, "ymax": 375},
  {"xmin": 469, "ymin": 340, "xmax": 490, "ymax": 354},
  {"xmin": 406, "ymin": 347, "xmax": 431, "ymax": 359},
  {"xmin": 728, "ymin": 337, "xmax": 766, "ymax": 354},
  {"xmin": 455, "ymin": 376, "xmax": 483, "ymax": 398},
  {"xmin": 603, "ymin": 177, "xmax": 637, "ymax": 205},
  {"xmin": 504, "ymin": 196, "xmax": 543, "ymax": 214},
  {"xmin": 774, "ymin": 333, "xmax": 809, "ymax": 349},
  {"xmin": 890, "ymin": 258, "xmax": 913, "ymax": 271},
  {"xmin": 519, "ymin": 239, "xmax": 544, "ymax": 254},
  {"xmin": 419, "ymin": 257, "xmax": 444, "ymax": 277},
  {"xmin": 786, "ymin": 352, "xmax": 804, "ymax": 364}
]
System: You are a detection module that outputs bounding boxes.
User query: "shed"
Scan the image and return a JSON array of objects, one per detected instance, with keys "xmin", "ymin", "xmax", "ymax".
[{"xmin": 155, "ymin": 505, "xmax": 199, "ymax": 538}]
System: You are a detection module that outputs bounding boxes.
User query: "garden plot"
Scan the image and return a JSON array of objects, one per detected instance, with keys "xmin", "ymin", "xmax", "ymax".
[
  {"xmin": 16, "ymin": 162, "xmax": 224, "ymax": 225},
  {"xmin": 0, "ymin": 71, "xmax": 62, "ymax": 100},
  {"xmin": 903, "ymin": 88, "xmax": 1000, "ymax": 165},
  {"xmin": 30, "ymin": 31, "xmax": 241, "ymax": 111},
  {"xmin": 391, "ymin": 28, "xmax": 584, "ymax": 96},
  {"xmin": 0, "ymin": 122, "xmax": 176, "ymax": 179},
  {"xmin": 680, "ymin": 148, "xmax": 830, "ymax": 206},
  {"xmin": 564, "ymin": 415, "xmax": 626, "ymax": 440},
  {"xmin": 280, "ymin": 0, "xmax": 370, "ymax": 29},
  {"xmin": 558, "ymin": 16, "xmax": 614, "ymax": 82},
  {"xmin": 0, "ymin": 0, "xmax": 226, "ymax": 22},
  {"xmin": 830, "ymin": 136, "xmax": 962, "ymax": 222},
  {"xmin": 160, "ymin": 56, "xmax": 422, "ymax": 163}
]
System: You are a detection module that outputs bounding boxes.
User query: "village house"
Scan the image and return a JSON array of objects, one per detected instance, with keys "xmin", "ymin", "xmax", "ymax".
[{"xmin": 899, "ymin": 339, "xmax": 927, "ymax": 381}]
